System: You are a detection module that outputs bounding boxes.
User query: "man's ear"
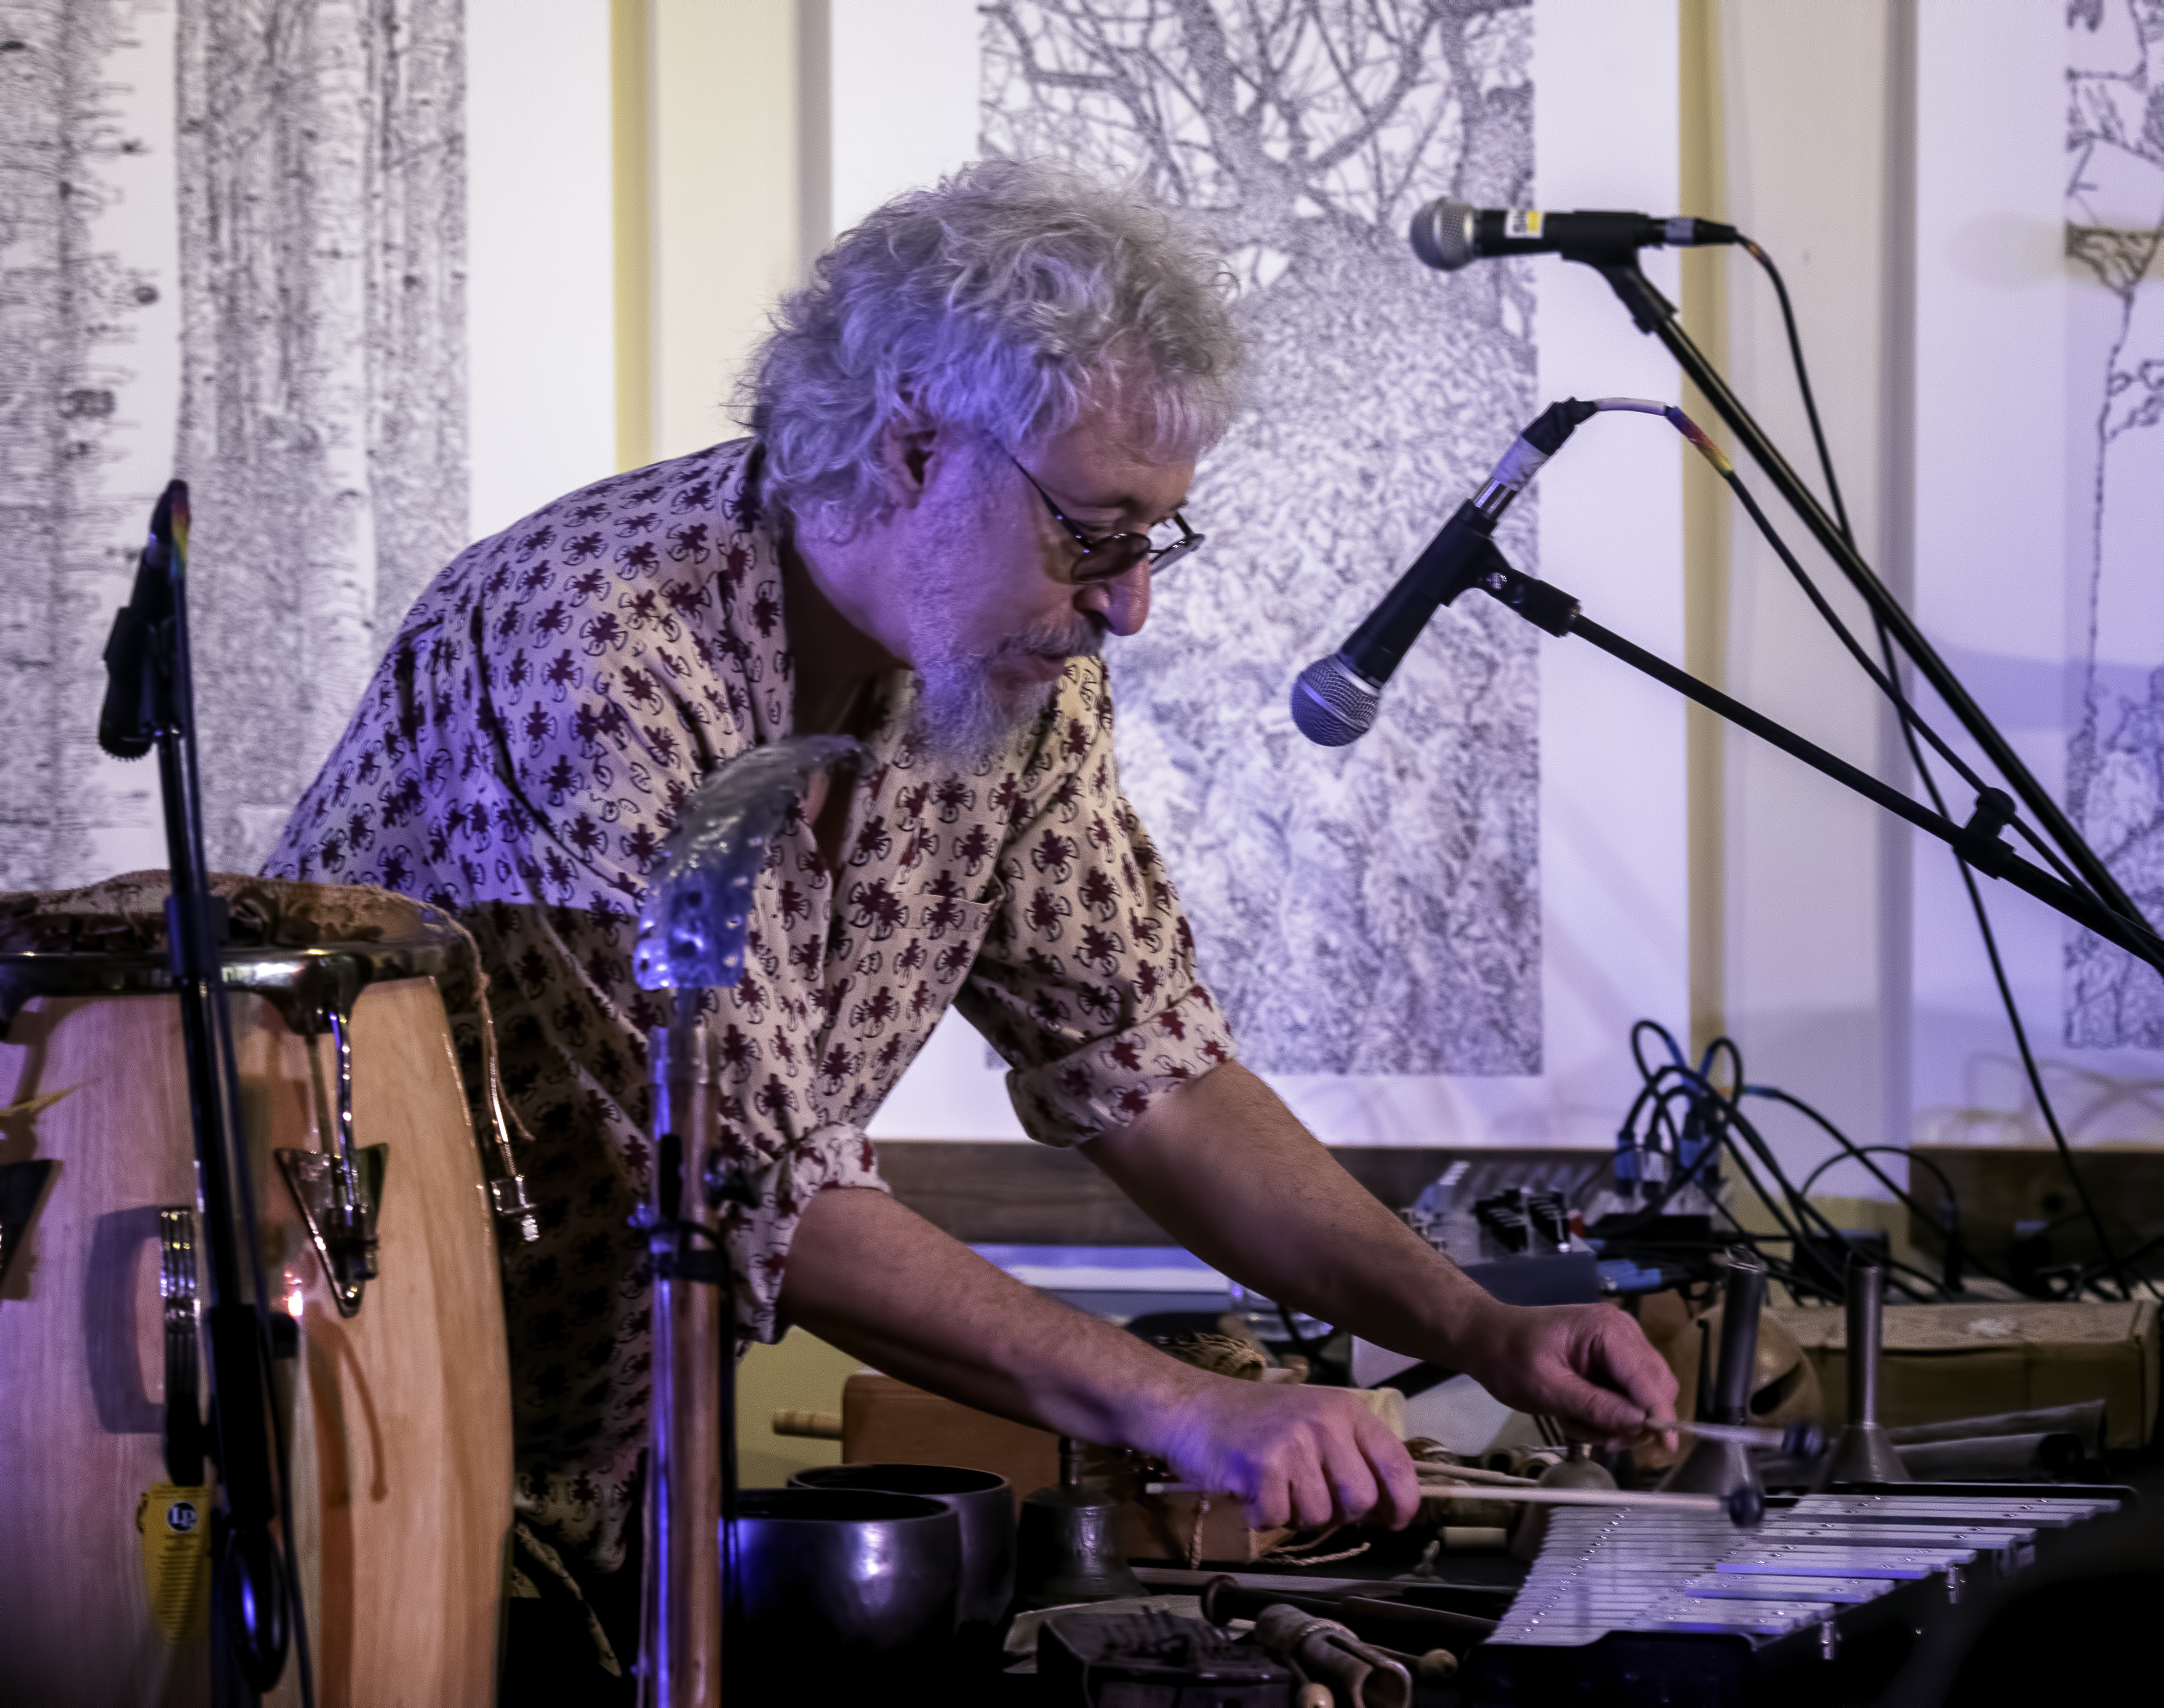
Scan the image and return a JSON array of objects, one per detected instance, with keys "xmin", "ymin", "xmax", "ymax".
[{"xmin": 870, "ymin": 402, "xmax": 943, "ymax": 511}]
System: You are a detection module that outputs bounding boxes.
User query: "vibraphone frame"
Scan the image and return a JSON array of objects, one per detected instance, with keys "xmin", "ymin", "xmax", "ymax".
[{"xmin": 1464, "ymin": 1483, "xmax": 2134, "ymax": 1708}]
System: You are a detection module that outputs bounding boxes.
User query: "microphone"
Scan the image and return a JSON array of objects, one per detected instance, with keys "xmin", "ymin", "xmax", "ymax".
[
  {"xmin": 1410, "ymin": 198, "xmax": 1737, "ymax": 273},
  {"xmin": 1290, "ymin": 399, "xmax": 1601, "ymax": 747}
]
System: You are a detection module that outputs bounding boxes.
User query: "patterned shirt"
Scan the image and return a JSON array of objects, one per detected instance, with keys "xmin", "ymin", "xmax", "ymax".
[{"xmin": 265, "ymin": 438, "xmax": 1236, "ymax": 1563}]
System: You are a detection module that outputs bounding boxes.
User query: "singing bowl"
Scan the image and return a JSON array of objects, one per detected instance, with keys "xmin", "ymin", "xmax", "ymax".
[
  {"xmin": 789, "ymin": 1463, "xmax": 1016, "ymax": 1629},
  {"xmin": 729, "ymin": 1489, "xmax": 960, "ymax": 1689}
]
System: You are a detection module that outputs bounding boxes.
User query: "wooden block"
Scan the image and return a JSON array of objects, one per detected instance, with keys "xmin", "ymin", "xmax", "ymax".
[
  {"xmin": 1771, "ymin": 1300, "xmax": 2159, "ymax": 1449},
  {"xmin": 1125, "ymin": 1490, "xmax": 1289, "ymax": 1565},
  {"xmin": 840, "ymin": 1373, "xmax": 1061, "ymax": 1513}
]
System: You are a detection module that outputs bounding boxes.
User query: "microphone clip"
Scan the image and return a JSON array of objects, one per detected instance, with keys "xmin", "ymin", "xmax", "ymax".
[{"xmin": 1460, "ymin": 550, "xmax": 1580, "ymax": 638}]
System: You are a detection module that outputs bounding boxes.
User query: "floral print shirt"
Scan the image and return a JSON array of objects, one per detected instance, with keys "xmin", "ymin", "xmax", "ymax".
[{"xmin": 264, "ymin": 438, "xmax": 1235, "ymax": 1565}]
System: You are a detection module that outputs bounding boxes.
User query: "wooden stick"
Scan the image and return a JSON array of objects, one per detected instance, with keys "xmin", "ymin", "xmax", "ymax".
[
  {"xmin": 1405, "ymin": 1461, "xmax": 1540, "ymax": 1487},
  {"xmin": 1145, "ymin": 1478, "xmax": 1731, "ymax": 1516},
  {"xmin": 1416, "ymin": 1481, "xmax": 1730, "ymax": 1515}
]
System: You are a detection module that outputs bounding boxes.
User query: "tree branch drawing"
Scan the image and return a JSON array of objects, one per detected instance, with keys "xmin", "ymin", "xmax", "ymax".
[{"xmin": 980, "ymin": 1, "xmax": 1542, "ymax": 1074}]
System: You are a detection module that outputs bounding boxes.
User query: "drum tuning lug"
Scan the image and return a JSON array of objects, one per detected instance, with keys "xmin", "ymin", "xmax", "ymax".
[
  {"xmin": 275, "ymin": 1145, "xmax": 388, "ymax": 1318},
  {"xmin": 487, "ymin": 1174, "xmax": 541, "ymax": 1243},
  {"xmin": 158, "ymin": 1206, "xmax": 207, "ymax": 1484}
]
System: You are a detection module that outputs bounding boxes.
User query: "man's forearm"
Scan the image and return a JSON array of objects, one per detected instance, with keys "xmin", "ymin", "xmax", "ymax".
[
  {"xmin": 1080, "ymin": 1060, "xmax": 1502, "ymax": 1363},
  {"xmin": 777, "ymin": 1183, "xmax": 1425, "ymax": 1530},
  {"xmin": 778, "ymin": 1185, "xmax": 1200, "ymax": 1449},
  {"xmin": 1081, "ymin": 1062, "xmax": 1679, "ymax": 1435}
]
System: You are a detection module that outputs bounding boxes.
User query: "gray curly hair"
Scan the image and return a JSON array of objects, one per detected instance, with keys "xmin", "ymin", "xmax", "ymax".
[{"xmin": 742, "ymin": 159, "xmax": 1243, "ymax": 536}]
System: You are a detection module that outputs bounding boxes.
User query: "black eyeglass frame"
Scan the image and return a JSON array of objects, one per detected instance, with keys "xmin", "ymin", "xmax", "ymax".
[{"xmin": 1008, "ymin": 454, "xmax": 1204, "ymax": 582}]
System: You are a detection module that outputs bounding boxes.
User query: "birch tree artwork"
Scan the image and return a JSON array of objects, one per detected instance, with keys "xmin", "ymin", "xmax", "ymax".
[
  {"xmin": 983, "ymin": 0, "xmax": 1542, "ymax": 1072},
  {"xmin": 0, "ymin": 0, "xmax": 468, "ymax": 890},
  {"xmin": 2068, "ymin": 0, "xmax": 2164, "ymax": 1048}
]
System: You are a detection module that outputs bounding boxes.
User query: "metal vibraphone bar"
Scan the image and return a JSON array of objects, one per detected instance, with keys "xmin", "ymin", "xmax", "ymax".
[{"xmin": 1466, "ymin": 1489, "xmax": 2127, "ymax": 1708}]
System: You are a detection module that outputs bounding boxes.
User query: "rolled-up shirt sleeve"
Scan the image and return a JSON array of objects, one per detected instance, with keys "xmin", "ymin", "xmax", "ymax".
[{"xmin": 955, "ymin": 664, "xmax": 1238, "ymax": 1145}]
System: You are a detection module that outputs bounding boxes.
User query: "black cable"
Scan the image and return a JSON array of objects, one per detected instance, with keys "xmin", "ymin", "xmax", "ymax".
[
  {"xmin": 1868, "ymin": 615, "xmax": 2130, "ymax": 1298},
  {"xmin": 1795, "ymin": 1140, "xmax": 1957, "ymax": 1237},
  {"xmin": 1699, "ymin": 1035, "xmax": 1743, "ymax": 1098},
  {"xmin": 1712, "ymin": 239, "xmax": 2128, "ymax": 1296},
  {"xmin": 1611, "ymin": 1027, "xmax": 1838, "ymax": 1300},
  {"xmin": 1622, "ymin": 1024, "xmax": 1960, "ymax": 1302},
  {"xmin": 1275, "ymin": 1300, "xmax": 1319, "ymax": 1365},
  {"xmin": 1607, "ymin": 1029, "xmax": 1736, "ymax": 1230},
  {"xmin": 1722, "ymin": 1100, "xmax": 1937, "ymax": 1300},
  {"xmin": 1708, "ymin": 456, "xmax": 2097, "ymax": 904},
  {"xmin": 1740, "ymin": 237, "xmax": 1854, "ymax": 548},
  {"xmin": 1719, "ymin": 258, "xmax": 2095, "ymax": 899},
  {"xmin": 2081, "ymin": 1224, "xmax": 2164, "ymax": 1280},
  {"xmin": 1793, "ymin": 1139, "xmax": 2001, "ymax": 1295},
  {"xmin": 1795, "ymin": 1139, "xmax": 1948, "ymax": 1203},
  {"xmin": 1770, "ymin": 1102, "xmax": 2011, "ymax": 1293},
  {"xmin": 1709, "ymin": 406, "xmax": 2097, "ymax": 908},
  {"xmin": 1728, "ymin": 1090, "xmax": 1966, "ymax": 1301}
]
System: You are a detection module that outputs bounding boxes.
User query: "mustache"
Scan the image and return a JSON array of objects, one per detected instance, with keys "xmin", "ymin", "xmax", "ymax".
[{"xmin": 997, "ymin": 610, "xmax": 1107, "ymax": 664}]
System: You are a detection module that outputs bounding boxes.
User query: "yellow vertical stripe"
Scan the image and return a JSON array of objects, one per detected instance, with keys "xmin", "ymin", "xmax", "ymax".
[
  {"xmin": 1679, "ymin": 0, "xmax": 1729, "ymax": 1058},
  {"xmin": 612, "ymin": 0, "xmax": 656, "ymax": 472}
]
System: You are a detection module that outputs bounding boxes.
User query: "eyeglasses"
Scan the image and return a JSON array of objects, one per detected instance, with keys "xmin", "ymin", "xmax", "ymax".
[{"xmin": 1009, "ymin": 455, "xmax": 1204, "ymax": 582}]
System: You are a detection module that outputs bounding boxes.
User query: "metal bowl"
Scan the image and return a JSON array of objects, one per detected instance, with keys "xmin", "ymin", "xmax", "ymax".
[
  {"xmin": 729, "ymin": 1488, "xmax": 960, "ymax": 1693},
  {"xmin": 789, "ymin": 1463, "xmax": 1016, "ymax": 1629}
]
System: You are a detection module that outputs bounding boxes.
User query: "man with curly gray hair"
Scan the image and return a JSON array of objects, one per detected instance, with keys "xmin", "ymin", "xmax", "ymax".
[
  {"xmin": 272, "ymin": 159, "xmax": 1674, "ymax": 1686},
  {"xmin": 747, "ymin": 160, "xmax": 1240, "ymax": 761}
]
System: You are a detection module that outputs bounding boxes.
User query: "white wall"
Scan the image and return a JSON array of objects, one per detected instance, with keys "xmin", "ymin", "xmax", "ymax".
[
  {"xmin": 825, "ymin": 0, "xmax": 982, "ymax": 241},
  {"xmin": 650, "ymin": 0, "xmax": 809, "ymax": 461},
  {"xmin": 467, "ymin": 0, "xmax": 619, "ymax": 538},
  {"xmin": 1528, "ymin": 0, "xmax": 1690, "ymax": 1144},
  {"xmin": 1690, "ymin": 2, "xmax": 1916, "ymax": 1200}
]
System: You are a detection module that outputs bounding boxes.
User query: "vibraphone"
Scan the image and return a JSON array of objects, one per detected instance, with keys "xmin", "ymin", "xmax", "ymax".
[{"xmin": 1465, "ymin": 1487, "xmax": 2128, "ymax": 1707}]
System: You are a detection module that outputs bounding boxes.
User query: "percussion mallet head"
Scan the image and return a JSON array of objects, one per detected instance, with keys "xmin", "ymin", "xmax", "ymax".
[{"xmin": 1779, "ymin": 1420, "xmax": 1826, "ymax": 1461}]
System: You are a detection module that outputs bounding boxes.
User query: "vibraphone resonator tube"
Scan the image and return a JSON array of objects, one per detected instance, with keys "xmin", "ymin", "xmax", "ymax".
[
  {"xmin": 1821, "ymin": 1248, "xmax": 1910, "ymax": 1486},
  {"xmin": 1663, "ymin": 1249, "xmax": 1771, "ymax": 1507}
]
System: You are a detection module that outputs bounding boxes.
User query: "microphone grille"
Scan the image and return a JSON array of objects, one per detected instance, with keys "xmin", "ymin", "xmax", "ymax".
[
  {"xmin": 1290, "ymin": 655, "xmax": 1381, "ymax": 747},
  {"xmin": 1410, "ymin": 198, "xmax": 1478, "ymax": 272}
]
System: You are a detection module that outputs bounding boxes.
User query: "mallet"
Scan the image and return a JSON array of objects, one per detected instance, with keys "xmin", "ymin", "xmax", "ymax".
[
  {"xmin": 1414, "ymin": 1476, "xmax": 1766, "ymax": 1527},
  {"xmin": 1662, "ymin": 1417, "xmax": 1824, "ymax": 1459}
]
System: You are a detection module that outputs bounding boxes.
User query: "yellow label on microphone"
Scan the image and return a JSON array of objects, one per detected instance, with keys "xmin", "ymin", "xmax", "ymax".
[
  {"xmin": 137, "ymin": 1482, "xmax": 214, "ymax": 1643},
  {"xmin": 1505, "ymin": 209, "xmax": 1544, "ymax": 240}
]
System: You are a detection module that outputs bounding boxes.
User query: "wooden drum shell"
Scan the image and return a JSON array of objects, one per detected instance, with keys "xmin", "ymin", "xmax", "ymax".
[{"xmin": 0, "ymin": 972, "xmax": 512, "ymax": 1706}]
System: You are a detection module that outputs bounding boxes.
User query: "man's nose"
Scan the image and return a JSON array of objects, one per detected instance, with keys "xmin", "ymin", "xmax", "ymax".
[{"xmin": 1079, "ymin": 565, "xmax": 1151, "ymax": 636}]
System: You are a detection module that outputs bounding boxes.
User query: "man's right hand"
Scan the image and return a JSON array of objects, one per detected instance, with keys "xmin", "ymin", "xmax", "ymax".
[{"xmin": 1144, "ymin": 1375, "xmax": 1425, "ymax": 1532}]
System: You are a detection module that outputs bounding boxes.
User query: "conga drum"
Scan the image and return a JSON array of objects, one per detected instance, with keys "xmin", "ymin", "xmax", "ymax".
[{"xmin": 0, "ymin": 879, "xmax": 518, "ymax": 1705}]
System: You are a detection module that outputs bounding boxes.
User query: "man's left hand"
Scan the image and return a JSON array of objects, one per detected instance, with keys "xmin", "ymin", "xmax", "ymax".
[{"xmin": 1453, "ymin": 1299, "xmax": 1679, "ymax": 1441}]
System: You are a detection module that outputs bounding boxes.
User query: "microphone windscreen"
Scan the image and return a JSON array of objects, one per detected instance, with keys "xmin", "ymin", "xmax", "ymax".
[
  {"xmin": 1290, "ymin": 654, "xmax": 1380, "ymax": 746},
  {"xmin": 1410, "ymin": 198, "xmax": 1478, "ymax": 271}
]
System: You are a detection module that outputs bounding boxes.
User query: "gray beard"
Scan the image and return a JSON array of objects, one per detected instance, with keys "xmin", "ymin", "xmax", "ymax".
[
  {"xmin": 897, "ymin": 482, "xmax": 1106, "ymax": 764},
  {"xmin": 906, "ymin": 616, "xmax": 1102, "ymax": 767}
]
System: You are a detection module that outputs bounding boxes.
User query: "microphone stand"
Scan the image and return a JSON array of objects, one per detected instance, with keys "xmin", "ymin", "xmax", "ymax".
[
  {"xmin": 1453, "ymin": 541, "xmax": 2164, "ymax": 982},
  {"xmin": 97, "ymin": 482, "xmax": 307, "ymax": 1702},
  {"xmin": 634, "ymin": 1016, "xmax": 741, "ymax": 1708},
  {"xmin": 627, "ymin": 732, "xmax": 859, "ymax": 1706},
  {"xmin": 1550, "ymin": 244, "xmax": 2146, "ymax": 934}
]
